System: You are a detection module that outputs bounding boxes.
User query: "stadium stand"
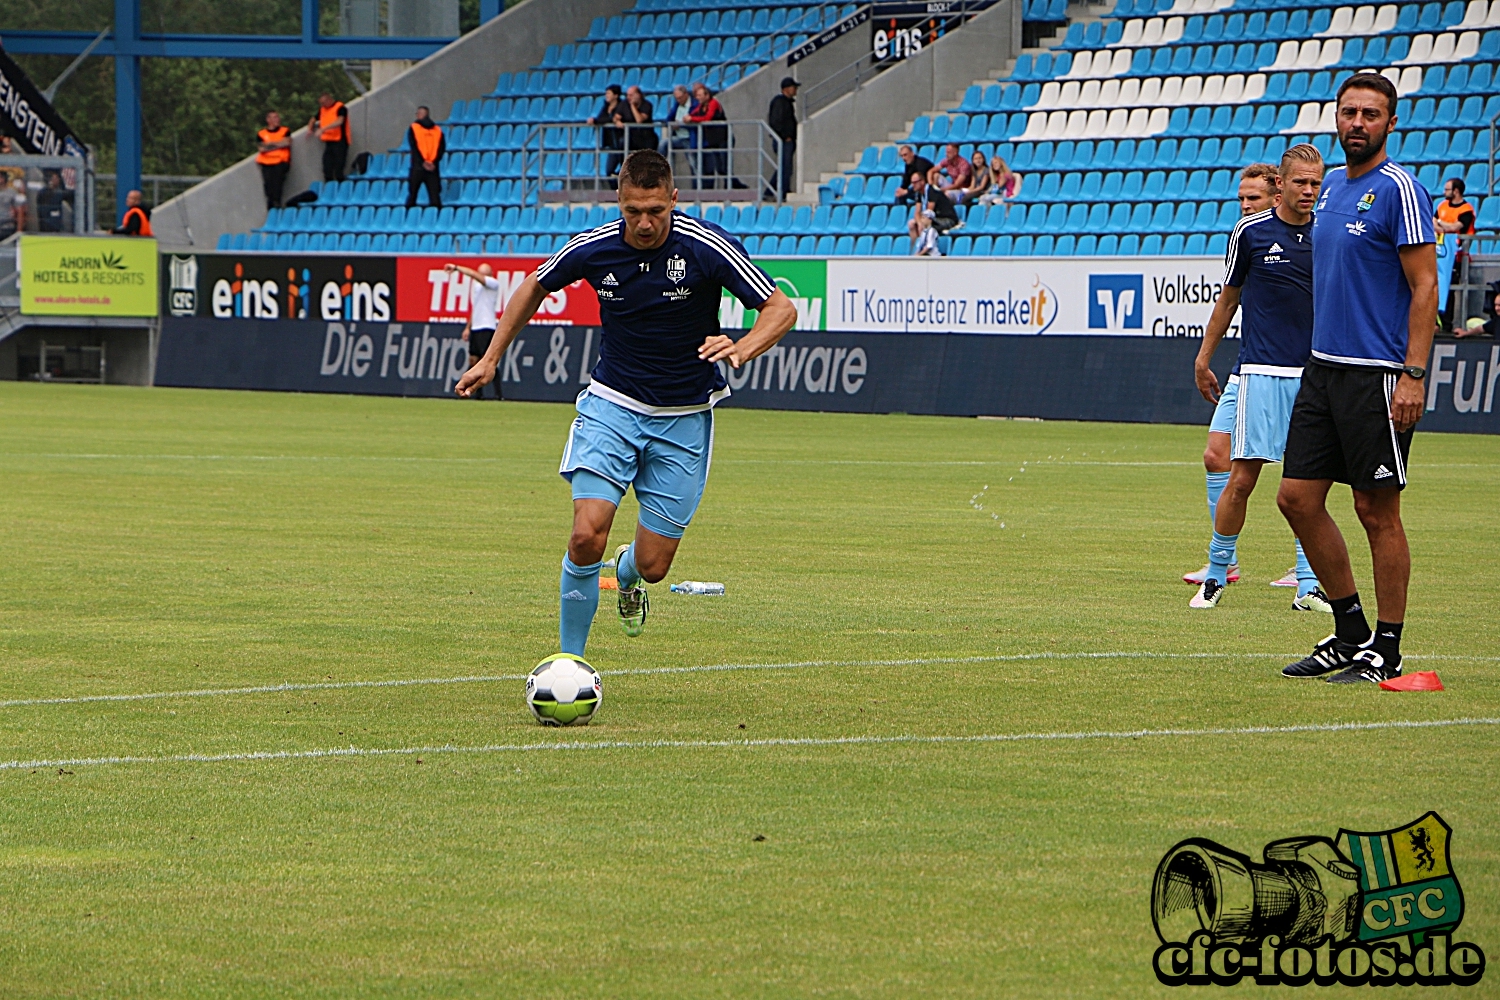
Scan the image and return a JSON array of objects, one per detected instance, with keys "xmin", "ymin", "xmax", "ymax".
[{"xmin": 220, "ymin": 0, "xmax": 1500, "ymax": 257}]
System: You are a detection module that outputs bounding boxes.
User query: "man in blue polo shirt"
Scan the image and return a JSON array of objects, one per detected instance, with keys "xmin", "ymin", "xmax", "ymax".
[
  {"xmin": 1277, "ymin": 73, "xmax": 1439, "ymax": 685},
  {"xmin": 1190, "ymin": 144, "xmax": 1328, "ymax": 612},
  {"xmin": 455, "ymin": 150, "xmax": 797, "ymax": 660}
]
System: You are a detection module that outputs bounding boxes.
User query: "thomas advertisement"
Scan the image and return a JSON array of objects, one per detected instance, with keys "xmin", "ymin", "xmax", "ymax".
[
  {"xmin": 392, "ymin": 256, "xmax": 599, "ymax": 326},
  {"xmin": 824, "ymin": 257, "xmax": 1232, "ymax": 337}
]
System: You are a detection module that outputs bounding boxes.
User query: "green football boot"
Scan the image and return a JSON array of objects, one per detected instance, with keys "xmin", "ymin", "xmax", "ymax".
[{"xmin": 614, "ymin": 543, "xmax": 648, "ymax": 637}]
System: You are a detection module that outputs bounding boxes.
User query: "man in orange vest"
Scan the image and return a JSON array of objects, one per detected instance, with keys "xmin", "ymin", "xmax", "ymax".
[
  {"xmin": 405, "ymin": 106, "xmax": 446, "ymax": 209},
  {"xmin": 112, "ymin": 190, "xmax": 152, "ymax": 236},
  {"xmin": 308, "ymin": 93, "xmax": 349, "ymax": 183},
  {"xmin": 255, "ymin": 110, "xmax": 292, "ymax": 208}
]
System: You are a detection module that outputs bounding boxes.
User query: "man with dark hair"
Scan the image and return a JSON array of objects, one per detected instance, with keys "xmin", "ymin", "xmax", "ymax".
[
  {"xmin": 455, "ymin": 149, "xmax": 797, "ymax": 659},
  {"xmin": 1278, "ymin": 72, "xmax": 1439, "ymax": 684},
  {"xmin": 36, "ymin": 170, "xmax": 74, "ymax": 232},
  {"xmin": 404, "ymin": 106, "xmax": 445, "ymax": 209},
  {"xmin": 1189, "ymin": 145, "xmax": 1327, "ymax": 612},
  {"xmin": 1435, "ymin": 176, "xmax": 1476, "ymax": 328},
  {"xmin": 589, "ymin": 85, "xmax": 626, "ymax": 182},
  {"xmin": 768, "ymin": 77, "xmax": 798, "ymax": 198},
  {"xmin": 905, "ymin": 173, "xmax": 958, "ymax": 252},
  {"xmin": 309, "ymin": 93, "xmax": 349, "ymax": 183},
  {"xmin": 1184, "ymin": 163, "xmax": 1280, "ymax": 587}
]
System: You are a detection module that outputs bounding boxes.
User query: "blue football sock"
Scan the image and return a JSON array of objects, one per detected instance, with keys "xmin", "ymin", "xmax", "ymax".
[
  {"xmin": 1294, "ymin": 539, "xmax": 1319, "ymax": 597},
  {"xmin": 1205, "ymin": 472, "xmax": 1236, "ymax": 563},
  {"xmin": 1207, "ymin": 531, "xmax": 1238, "ymax": 585},
  {"xmin": 616, "ymin": 542, "xmax": 641, "ymax": 591},
  {"xmin": 559, "ymin": 554, "xmax": 602, "ymax": 656}
]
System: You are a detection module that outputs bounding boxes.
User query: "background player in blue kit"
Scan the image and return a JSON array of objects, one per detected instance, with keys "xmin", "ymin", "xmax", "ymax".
[
  {"xmin": 454, "ymin": 150, "xmax": 797, "ymax": 657},
  {"xmin": 1277, "ymin": 73, "xmax": 1438, "ymax": 685},
  {"xmin": 1184, "ymin": 163, "xmax": 1279, "ymax": 588},
  {"xmin": 1189, "ymin": 145, "xmax": 1329, "ymax": 612}
]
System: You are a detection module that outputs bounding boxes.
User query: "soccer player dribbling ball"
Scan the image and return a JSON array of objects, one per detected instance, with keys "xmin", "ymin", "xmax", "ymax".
[
  {"xmin": 455, "ymin": 150, "xmax": 797, "ymax": 657},
  {"xmin": 1276, "ymin": 73, "xmax": 1439, "ymax": 685}
]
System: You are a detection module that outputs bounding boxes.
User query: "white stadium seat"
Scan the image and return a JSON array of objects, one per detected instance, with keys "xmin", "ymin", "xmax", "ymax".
[
  {"xmin": 1058, "ymin": 80, "xmax": 1082, "ymax": 106},
  {"xmin": 1127, "ymin": 108, "xmax": 1155, "ymax": 136},
  {"xmin": 1320, "ymin": 6, "xmax": 1355, "ymax": 36},
  {"xmin": 1295, "ymin": 39, "xmax": 1323, "ymax": 68},
  {"xmin": 1486, "ymin": 0, "xmax": 1500, "ymax": 27},
  {"xmin": 1019, "ymin": 112, "xmax": 1048, "ymax": 142},
  {"xmin": 1162, "ymin": 16, "xmax": 1186, "ymax": 42},
  {"xmin": 1084, "ymin": 109, "xmax": 1108, "ymax": 137},
  {"xmin": 1044, "ymin": 111, "xmax": 1069, "ymax": 138},
  {"xmin": 1401, "ymin": 33, "xmax": 1435, "ymax": 63},
  {"xmin": 1033, "ymin": 81, "xmax": 1061, "ymax": 109},
  {"xmin": 1146, "ymin": 107, "xmax": 1170, "ymax": 134},
  {"xmin": 1115, "ymin": 19, "xmax": 1144, "ymax": 47},
  {"xmin": 1140, "ymin": 18, "xmax": 1165, "ymax": 45},
  {"xmin": 1106, "ymin": 48, "xmax": 1133, "ymax": 75},
  {"xmin": 1283, "ymin": 101, "xmax": 1324, "ymax": 133},
  {"xmin": 1454, "ymin": 30, "xmax": 1480, "ymax": 58},
  {"xmin": 1373, "ymin": 5, "xmax": 1399, "ymax": 31},
  {"xmin": 1319, "ymin": 39, "xmax": 1344, "ymax": 66},
  {"xmin": 1242, "ymin": 73, "xmax": 1267, "ymax": 101},
  {"xmin": 1269, "ymin": 40, "xmax": 1301, "ymax": 70},
  {"xmin": 1316, "ymin": 102, "xmax": 1336, "ymax": 132},
  {"xmin": 1450, "ymin": 0, "xmax": 1488, "ymax": 29},
  {"xmin": 1105, "ymin": 108, "xmax": 1130, "ymax": 135}
]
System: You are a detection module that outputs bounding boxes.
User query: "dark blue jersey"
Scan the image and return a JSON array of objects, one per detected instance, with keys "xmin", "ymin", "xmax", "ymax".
[
  {"xmin": 536, "ymin": 211, "xmax": 777, "ymax": 413},
  {"xmin": 1223, "ymin": 208, "xmax": 1315, "ymax": 375},
  {"xmin": 1311, "ymin": 162, "xmax": 1435, "ymax": 369}
]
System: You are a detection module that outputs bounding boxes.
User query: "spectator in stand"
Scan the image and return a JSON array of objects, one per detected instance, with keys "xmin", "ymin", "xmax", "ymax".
[
  {"xmin": 588, "ymin": 84, "xmax": 626, "ymax": 182},
  {"xmin": 445, "ymin": 261, "xmax": 504, "ymax": 398},
  {"xmin": 0, "ymin": 176, "xmax": 24, "ymax": 239},
  {"xmin": 308, "ymin": 93, "xmax": 349, "ymax": 183},
  {"xmin": 112, "ymin": 190, "xmax": 151, "ymax": 236},
  {"xmin": 768, "ymin": 76, "xmax": 798, "ymax": 199},
  {"xmin": 36, "ymin": 170, "xmax": 74, "ymax": 232},
  {"xmin": 906, "ymin": 173, "xmax": 958, "ymax": 253},
  {"xmin": 688, "ymin": 82, "xmax": 728, "ymax": 189},
  {"xmin": 978, "ymin": 155, "xmax": 1021, "ymax": 207},
  {"xmin": 659, "ymin": 84, "xmax": 695, "ymax": 158},
  {"xmin": 404, "ymin": 106, "xmax": 446, "ymax": 209},
  {"xmin": 1434, "ymin": 177, "xmax": 1474, "ymax": 330},
  {"xmin": 956, "ymin": 149, "xmax": 989, "ymax": 205},
  {"xmin": 934, "ymin": 142, "xmax": 971, "ymax": 201},
  {"xmin": 1454, "ymin": 289, "xmax": 1498, "ymax": 338},
  {"xmin": 255, "ymin": 110, "xmax": 292, "ymax": 209},
  {"xmin": 1436, "ymin": 177, "xmax": 1476, "ymax": 241},
  {"xmin": 619, "ymin": 85, "xmax": 657, "ymax": 158},
  {"xmin": 893, "ymin": 144, "xmax": 935, "ymax": 206}
]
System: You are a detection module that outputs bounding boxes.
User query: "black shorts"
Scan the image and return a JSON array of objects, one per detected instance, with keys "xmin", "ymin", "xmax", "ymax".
[
  {"xmin": 468, "ymin": 329, "xmax": 494, "ymax": 358},
  {"xmin": 1283, "ymin": 361, "xmax": 1413, "ymax": 491}
]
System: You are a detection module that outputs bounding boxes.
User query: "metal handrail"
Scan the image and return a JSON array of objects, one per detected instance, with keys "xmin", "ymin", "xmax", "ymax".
[{"xmin": 519, "ymin": 119, "xmax": 784, "ymax": 204}]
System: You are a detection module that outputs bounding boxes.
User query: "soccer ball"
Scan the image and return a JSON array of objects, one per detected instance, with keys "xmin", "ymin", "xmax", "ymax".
[{"xmin": 526, "ymin": 654, "xmax": 602, "ymax": 726}]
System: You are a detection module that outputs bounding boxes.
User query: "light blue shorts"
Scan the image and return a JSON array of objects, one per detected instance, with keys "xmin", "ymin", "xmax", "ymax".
[
  {"xmin": 1209, "ymin": 375, "xmax": 1239, "ymax": 435},
  {"xmin": 1232, "ymin": 372, "xmax": 1302, "ymax": 462},
  {"xmin": 559, "ymin": 390, "xmax": 714, "ymax": 539}
]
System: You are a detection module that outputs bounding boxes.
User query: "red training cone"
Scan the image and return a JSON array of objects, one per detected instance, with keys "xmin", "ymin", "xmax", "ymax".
[{"xmin": 1379, "ymin": 671, "xmax": 1444, "ymax": 692}]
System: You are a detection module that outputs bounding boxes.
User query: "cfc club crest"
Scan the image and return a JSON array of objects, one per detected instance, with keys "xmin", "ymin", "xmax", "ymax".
[
  {"xmin": 666, "ymin": 254, "xmax": 687, "ymax": 283},
  {"xmin": 1151, "ymin": 813, "xmax": 1484, "ymax": 987}
]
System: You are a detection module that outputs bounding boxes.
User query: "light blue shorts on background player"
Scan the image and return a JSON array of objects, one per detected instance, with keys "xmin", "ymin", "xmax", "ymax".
[
  {"xmin": 1232, "ymin": 371, "xmax": 1302, "ymax": 462},
  {"xmin": 559, "ymin": 390, "xmax": 714, "ymax": 539},
  {"xmin": 1209, "ymin": 375, "xmax": 1239, "ymax": 435}
]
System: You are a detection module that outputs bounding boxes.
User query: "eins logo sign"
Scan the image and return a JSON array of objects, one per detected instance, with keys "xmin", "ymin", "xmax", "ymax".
[{"xmin": 212, "ymin": 263, "xmax": 390, "ymax": 321}]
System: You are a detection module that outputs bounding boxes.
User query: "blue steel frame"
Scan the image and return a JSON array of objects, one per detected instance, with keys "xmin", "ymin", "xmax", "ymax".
[{"xmin": 2, "ymin": 0, "xmax": 500, "ymax": 218}]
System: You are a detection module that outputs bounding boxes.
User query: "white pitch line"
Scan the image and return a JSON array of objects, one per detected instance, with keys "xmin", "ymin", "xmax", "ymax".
[
  {"xmin": 5, "ymin": 454, "xmax": 1489, "ymax": 469},
  {"xmin": 2, "ymin": 651, "xmax": 1494, "ymax": 711},
  {"xmin": 3, "ymin": 717, "xmax": 1497, "ymax": 773}
]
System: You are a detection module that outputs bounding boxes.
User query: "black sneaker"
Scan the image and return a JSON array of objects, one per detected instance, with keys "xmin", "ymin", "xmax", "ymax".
[
  {"xmin": 1282, "ymin": 634, "xmax": 1360, "ymax": 678},
  {"xmin": 1325, "ymin": 649, "xmax": 1402, "ymax": 684}
]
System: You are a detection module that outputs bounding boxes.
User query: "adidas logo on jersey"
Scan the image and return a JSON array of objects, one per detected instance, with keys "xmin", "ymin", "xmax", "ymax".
[
  {"xmin": 1269, "ymin": 242, "xmax": 1284, "ymax": 253},
  {"xmin": 601, "ymin": 272, "xmax": 619, "ymax": 286},
  {"xmin": 1373, "ymin": 465, "xmax": 1394, "ymax": 479}
]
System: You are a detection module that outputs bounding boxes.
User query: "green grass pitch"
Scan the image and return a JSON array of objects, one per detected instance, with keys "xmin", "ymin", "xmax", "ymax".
[{"xmin": 1, "ymin": 382, "xmax": 1496, "ymax": 998}]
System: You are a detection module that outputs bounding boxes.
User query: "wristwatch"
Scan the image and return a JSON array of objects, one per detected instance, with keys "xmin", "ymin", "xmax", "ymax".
[{"xmin": 1402, "ymin": 365, "xmax": 1426, "ymax": 380}]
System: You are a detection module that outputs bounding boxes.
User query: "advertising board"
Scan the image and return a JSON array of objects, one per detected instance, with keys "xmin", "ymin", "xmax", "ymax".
[{"xmin": 21, "ymin": 235, "xmax": 158, "ymax": 317}]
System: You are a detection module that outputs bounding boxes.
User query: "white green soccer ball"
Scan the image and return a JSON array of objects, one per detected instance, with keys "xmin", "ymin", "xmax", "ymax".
[{"xmin": 526, "ymin": 654, "xmax": 602, "ymax": 726}]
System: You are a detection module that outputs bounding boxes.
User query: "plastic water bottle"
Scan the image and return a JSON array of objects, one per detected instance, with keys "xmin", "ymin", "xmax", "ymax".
[{"xmin": 670, "ymin": 581, "xmax": 725, "ymax": 595}]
